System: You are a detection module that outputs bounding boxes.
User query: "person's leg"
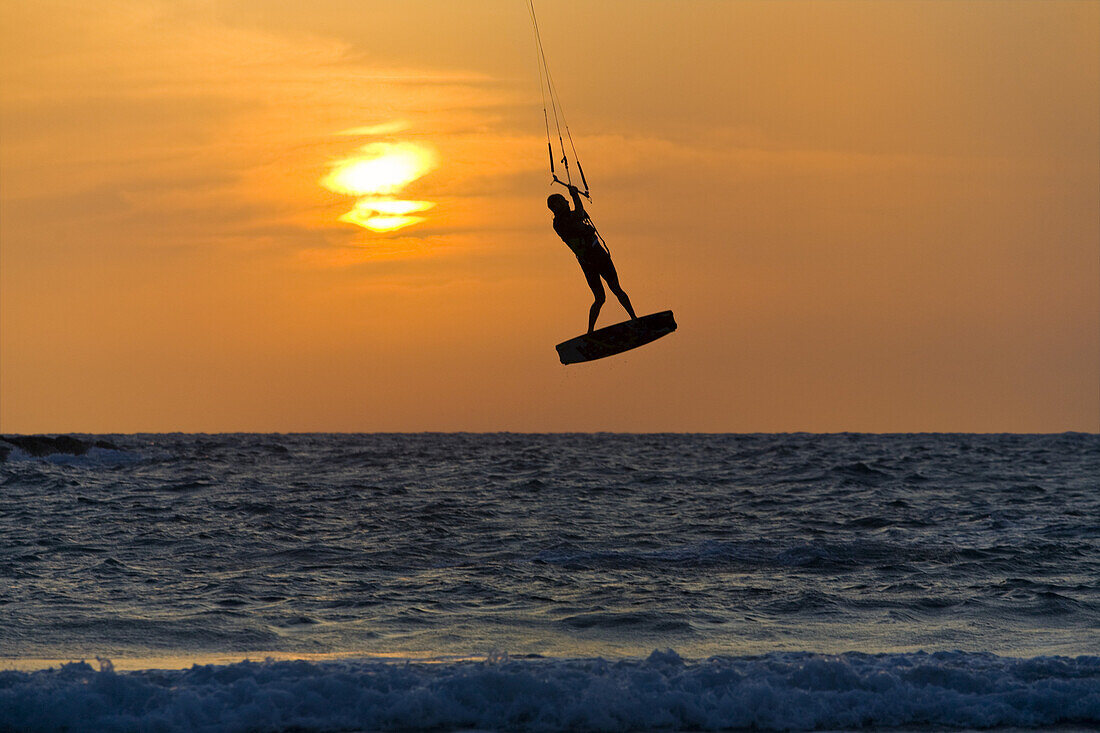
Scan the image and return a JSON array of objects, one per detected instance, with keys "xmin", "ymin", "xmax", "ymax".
[
  {"xmin": 600, "ymin": 257, "xmax": 637, "ymax": 320},
  {"xmin": 583, "ymin": 264, "xmax": 605, "ymax": 333}
]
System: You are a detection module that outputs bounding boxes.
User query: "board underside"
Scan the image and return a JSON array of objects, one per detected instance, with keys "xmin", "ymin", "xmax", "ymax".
[{"xmin": 555, "ymin": 310, "xmax": 677, "ymax": 364}]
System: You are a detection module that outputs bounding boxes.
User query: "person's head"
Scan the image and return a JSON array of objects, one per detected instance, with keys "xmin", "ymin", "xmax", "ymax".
[{"xmin": 547, "ymin": 193, "xmax": 569, "ymax": 215}]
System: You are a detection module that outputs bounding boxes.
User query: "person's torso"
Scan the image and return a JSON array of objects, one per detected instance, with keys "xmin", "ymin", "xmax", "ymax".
[{"xmin": 554, "ymin": 212, "xmax": 599, "ymax": 260}]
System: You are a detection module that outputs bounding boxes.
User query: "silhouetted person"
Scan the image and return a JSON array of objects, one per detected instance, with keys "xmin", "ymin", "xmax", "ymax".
[{"xmin": 548, "ymin": 184, "xmax": 637, "ymax": 333}]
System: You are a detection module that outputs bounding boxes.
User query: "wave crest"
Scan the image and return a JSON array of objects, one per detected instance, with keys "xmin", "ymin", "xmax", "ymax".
[{"xmin": 2, "ymin": 650, "xmax": 1098, "ymax": 732}]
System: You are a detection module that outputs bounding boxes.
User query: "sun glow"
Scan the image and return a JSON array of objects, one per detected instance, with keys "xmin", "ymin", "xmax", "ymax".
[
  {"xmin": 322, "ymin": 141, "xmax": 436, "ymax": 233},
  {"xmin": 339, "ymin": 198, "xmax": 435, "ymax": 232}
]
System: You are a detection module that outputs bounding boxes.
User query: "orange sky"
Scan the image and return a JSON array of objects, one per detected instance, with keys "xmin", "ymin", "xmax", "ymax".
[{"xmin": 1, "ymin": 0, "xmax": 1097, "ymax": 433}]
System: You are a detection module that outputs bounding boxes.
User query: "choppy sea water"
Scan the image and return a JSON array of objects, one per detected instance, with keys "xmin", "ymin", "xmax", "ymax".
[{"xmin": 1, "ymin": 433, "xmax": 1098, "ymax": 731}]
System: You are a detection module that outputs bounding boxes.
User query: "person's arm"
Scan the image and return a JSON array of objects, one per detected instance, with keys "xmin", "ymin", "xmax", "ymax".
[{"xmin": 568, "ymin": 186, "xmax": 585, "ymax": 214}]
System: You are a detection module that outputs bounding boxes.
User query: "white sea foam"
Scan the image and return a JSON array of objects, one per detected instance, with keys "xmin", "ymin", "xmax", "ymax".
[{"xmin": 1, "ymin": 650, "xmax": 1098, "ymax": 732}]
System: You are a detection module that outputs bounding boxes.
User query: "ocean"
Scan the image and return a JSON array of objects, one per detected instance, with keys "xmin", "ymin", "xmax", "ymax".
[{"xmin": 1, "ymin": 433, "xmax": 1098, "ymax": 731}]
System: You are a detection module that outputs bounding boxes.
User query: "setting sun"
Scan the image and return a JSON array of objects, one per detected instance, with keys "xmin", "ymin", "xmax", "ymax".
[
  {"xmin": 340, "ymin": 198, "xmax": 435, "ymax": 232},
  {"xmin": 322, "ymin": 141, "xmax": 436, "ymax": 232}
]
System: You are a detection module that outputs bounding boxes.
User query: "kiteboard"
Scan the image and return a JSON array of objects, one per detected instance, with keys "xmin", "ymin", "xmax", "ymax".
[{"xmin": 556, "ymin": 310, "xmax": 677, "ymax": 364}]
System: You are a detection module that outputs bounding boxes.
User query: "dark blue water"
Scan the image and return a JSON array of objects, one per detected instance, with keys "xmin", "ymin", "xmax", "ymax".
[
  {"xmin": 1, "ymin": 433, "xmax": 1098, "ymax": 731},
  {"xmin": 3, "ymin": 432, "xmax": 1097, "ymax": 661}
]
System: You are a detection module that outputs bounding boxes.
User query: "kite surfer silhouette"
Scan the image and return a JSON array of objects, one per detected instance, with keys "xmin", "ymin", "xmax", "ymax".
[
  {"xmin": 548, "ymin": 182, "xmax": 637, "ymax": 333},
  {"xmin": 529, "ymin": 0, "xmax": 675, "ymax": 364}
]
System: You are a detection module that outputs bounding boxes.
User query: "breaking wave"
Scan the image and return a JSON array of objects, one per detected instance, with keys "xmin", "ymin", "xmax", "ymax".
[{"xmin": 2, "ymin": 650, "xmax": 1098, "ymax": 732}]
